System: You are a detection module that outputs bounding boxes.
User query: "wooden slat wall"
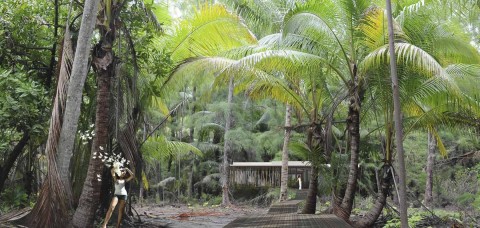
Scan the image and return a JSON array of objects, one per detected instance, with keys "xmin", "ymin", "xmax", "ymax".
[{"xmin": 229, "ymin": 166, "xmax": 309, "ymax": 187}]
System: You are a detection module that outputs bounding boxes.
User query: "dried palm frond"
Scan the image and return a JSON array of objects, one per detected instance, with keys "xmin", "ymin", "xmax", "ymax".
[
  {"xmin": 26, "ymin": 26, "xmax": 74, "ymax": 228},
  {"xmin": 118, "ymin": 122, "xmax": 142, "ymax": 177}
]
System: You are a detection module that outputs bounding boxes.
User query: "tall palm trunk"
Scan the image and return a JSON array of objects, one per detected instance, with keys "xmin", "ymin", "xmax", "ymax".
[
  {"xmin": 386, "ymin": 0, "xmax": 408, "ymax": 226},
  {"xmin": 336, "ymin": 76, "xmax": 361, "ymax": 221},
  {"xmin": 71, "ymin": 60, "xmax": 113, "ymax": 227},
  {"xmin": 57, "ymin": 0, "xmax": 100, "ymax": 189},
  {"xmin": 424, "ymin": 130, "xmax": 436, "ymax": 207},
  {"xmin": 71, "ymin": 4, "xmax": 116, "ymax": 224},
  {"xmin": 279, "ymin": 104, "xmax": 292, "ymax": 201},
  {"xmin": 221, "ymin": 77, "xmax": 234, "ymax": 206},
  {"xmin": 302, "ymin": 165, "xmax": 319, "ymax": 214},
  {"xmin": 302, "ymin": 112, "xmax": 322, "ymax": 214},
  {"xmin": 27, "ymin": 0, "xmax": 99, "ymax": 226},
  {"xmin": 27, "ymin": 30, "xmax": 73, "ymax": 226}
]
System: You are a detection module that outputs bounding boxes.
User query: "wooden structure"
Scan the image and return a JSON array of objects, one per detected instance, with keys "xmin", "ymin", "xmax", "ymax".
[
  {"xmin": 229, "ymin": 161, "xmax": 311, "ymax": 188},
  {"xmin": 225, "ymin": 189, "xmax": 353, "ymax": 228}
]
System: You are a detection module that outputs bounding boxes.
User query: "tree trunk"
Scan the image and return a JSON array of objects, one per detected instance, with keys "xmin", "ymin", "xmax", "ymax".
[
  {"xmin": 302, "ymin": 112, "xmax": 322, "ymax": 214},
  {"xmin": 56, "ymin": 0, "xmax": 100, "ymax": 197},
  {"xmin": 71, "ymin": 59, "xmax": 113, "ymax": 227},
  {"xmin": 424, "ymin": 130, "xmax": 436, "ymax": 207},
  {"xmin": 302, "ymin": 165, "xmax": 319, "ymax": 214},
  {"xmin": 221, "ymin": 77, "xmax": 234, "ymax": 206},
  {"xmin": 336, "ymin": 78, "xmax": 361, "ymax": 221},
  {"xmin": 0, "ymin": 132, "xmax": 30, "ymax": 193},
  {"xmin": 71, "ymin": 13, "xmax": 116, "ymax": 224},
  {"xmin": 279, "ymin": 104, "xmax": 292, "ymax": 201},
  {"xmin": 352, "ymin": 165, "xmax": 391, "ymax": 228},
  {"xmin": 386, "ymin": 0, "xmax": 408, "ymax": 226},
  {"xmin": 188, "ymin": 160, "xmax": 194, "ymax": 198}
]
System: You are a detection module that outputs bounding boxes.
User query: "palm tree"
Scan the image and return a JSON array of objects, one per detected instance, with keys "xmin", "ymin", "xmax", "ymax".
[
  {"xmin": 71, "ymin": 0, "xmax": 130, "ymax": 225},
  {"xmin": 279, "ymin": 104, "xmax": 292, "ymax": 201},
  {"xmin": 56, "ymin": 0, "xmax": 99, "ymax": 188},
  {"xmin": 352, "ymin": 1, "xmax": 480, "ymax": 225},
  {"xmin": 70, "ymin": 0, "xmax": 169, "ymax": 225},
  {"xmin": 162, "ymin": 4, "xmax": 257, "ymax": 205},
  {"xmin": 219, "ymin": 0, "xmax": 298, "ymax": 204},
  {"xmin": 249, "ymin": 0, "xmax": 378, "ymax": 216},
  {"xmin": 385, "ymin": 0, "xmax": 407, "ymax": 225},
  {"xmin": 27, "ymin": 0, "xmax": 99, "ymax": 226}
]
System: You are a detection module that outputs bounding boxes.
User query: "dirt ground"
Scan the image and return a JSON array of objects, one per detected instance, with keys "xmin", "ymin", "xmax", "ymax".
[{"xmin": 131, "ymin": 203, "xmax": 269, "ymax": 228}]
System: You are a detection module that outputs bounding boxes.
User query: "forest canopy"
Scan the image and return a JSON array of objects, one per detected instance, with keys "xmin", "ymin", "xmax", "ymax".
[{"xmin": 0, "ymin": 0, "xmax": 479, "ymax": 227}]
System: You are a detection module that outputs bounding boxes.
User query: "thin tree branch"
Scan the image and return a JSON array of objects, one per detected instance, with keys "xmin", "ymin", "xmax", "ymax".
[{"xmin": 140, "ymin": 99, "xmax": 189, "ymax": 146}]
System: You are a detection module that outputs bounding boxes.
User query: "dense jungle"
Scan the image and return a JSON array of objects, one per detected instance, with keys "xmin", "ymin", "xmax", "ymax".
[{"xmin": 0, "ymin": 0, "xmax": 479, "ymax": 227}]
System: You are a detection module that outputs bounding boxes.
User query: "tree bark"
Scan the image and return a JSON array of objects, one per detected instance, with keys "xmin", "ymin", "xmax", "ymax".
[
  {"xmin": 386, "ymin": 0, "xmax": 409, "ymax": 226},
  {"xmin": 424, "ymin": 130, "xmax": 436, "ymax": 207},
  {"xmin": 352, "ymin": 165, "xmax": 391, "ymax": 228},
  {"xmin": 221, "ymin": 77, "xmax": 234, "ymax": 206},
  {"xmin": 0, "ymin": 132, "xmax": 30, "ymax": 193},
  {"xmin": 302, "ymin": 112, "xmax": 322, "ymax": 214},
  {"xmin": 71, "ymin": 5, "xmax": 116, "ymax": 223},
  {"xmin": 56, "ymin": 0, "xmax": 100, "ymax": 197},
  {"xmin": 71, "ymin": 57, "xmax": 113, "ymax": 227},
  {"xmin": 279, "ymin": 104, "xmax": 292, "ymax": 201},
  {"xmin": 302, "ymin": 165, "xmax": 319, "ymax": 214},
  {"xmin": 336, "ymin": 78, "xmax": 361, "ymax": 221}
]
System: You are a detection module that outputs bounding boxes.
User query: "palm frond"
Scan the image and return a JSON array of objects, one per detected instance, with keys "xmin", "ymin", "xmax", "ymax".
[
  {"xmin": 235, "ymin": 50, "xmax": 348, "ymax": 85},
  {"xmin": 240, "ymin": 72, "xmax": 308, "ymax": 113},
  {"xmin": 162, "ymin": 56, "xmax": 236, "ymax": 96},
  {"xmin": 142, "ymin": 135, "xmax": 202, "ymax": 161},
  {"xmin": 445, "ymin": 64, "xmax": 480, "ymax": 78},
  {"xmin": 430, "ymin": 127, "xmax": 447, "ymax": 157},
  {"xmin": 361, "ymin": 43, "xmax": 452, "ymax": 83},
  {"xmin": 167, "ymin": 4, "xmax": 257, "ymax": 62},
  {"xmin": 359, "ymin": 6, "xmax": 388, "ymax": 50},
  {"xmin": 338, "ymin": 0, "xmax": 372, "ymax": 25},
  {"xmin": 259, "ymin": 33, "xmax": 331, "ymax": 55},
  {"xmin": 395, "ymin": 0, "xmax": 426, "ymax": 24},
  {"xmin": 27, "ymin": 21, "xmax": 74, "ymax": 228},
  {"xmin": 221, "ymin": 0, "xmax": 285, "ymax": 38},
  {"xmin": 283, "ymin": 1, "xmax": 346, "ymax": 56}
]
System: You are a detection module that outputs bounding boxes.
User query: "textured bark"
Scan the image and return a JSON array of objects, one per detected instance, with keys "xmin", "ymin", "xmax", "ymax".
[
  {"xmin": 71, "ymin": 11, "xmax": 116, "ymax": 224},
  {"xmin": 352, "ymin": 166, "xmax": 391, "ymax": 228},
  {"xmin": 336, "ymin": 80, "xmax": 361, "ymax": 221},
  {"xmin": 0, "ymin": 132, "xmax": 30, "ymax": 193},
  {"xmin": 221, "ymin": 77, "xmax": 234, "ymax": 206},
  {"xmin": 424, "ymin": 131, "xmax": 436, "ymax": 207},
  {"xmin": 302, "ymin": 165, "xmax": 319, "ymax": 214},
  {"xmin": 57, "ymin": 0, "xmax": 100, "ymax": 196},
  {"xmin": 71, "ymin": 62, "xmax": 113, "ymax": 227},
  {"xmin": 302, "ymin": 112, "xmax": 322, "ymax": 214},
  {"xmin": 279, "ymin": 104, "xmax": 292, "ymax": 201},
  {"xmin": 27, "ymin": 27, "xmax": 76, "ymax": 228}
]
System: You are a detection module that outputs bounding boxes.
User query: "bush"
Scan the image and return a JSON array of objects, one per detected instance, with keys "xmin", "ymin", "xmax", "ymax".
[{"xmin": 0, "ymin": 186, "xmax": 29, "ymax": 213}]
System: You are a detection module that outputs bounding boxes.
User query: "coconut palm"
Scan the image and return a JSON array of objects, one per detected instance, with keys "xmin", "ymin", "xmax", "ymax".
[
  {"xmin": 71, "ymin": 0, "xmax": 166, "ymax": 226},
  {"xmin": 158, "ymin": 3, "xmax": 257, "ymax": 205},
  {"xmin": 26, "ymin": 0, "xmax": 99, "ymax": 226},
  {"xmin": 166, "ymin": 0, "xmax": 479, "ymax": 220},
  {"xmin": 352, "ymin": 1, "xmax": 480, "ymax": 225}
]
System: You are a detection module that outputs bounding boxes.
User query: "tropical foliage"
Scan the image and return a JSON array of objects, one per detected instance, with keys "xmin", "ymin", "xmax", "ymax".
[{"xmin": 0, "ymin": 0, "xmax": 479, "ymax": 227}]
